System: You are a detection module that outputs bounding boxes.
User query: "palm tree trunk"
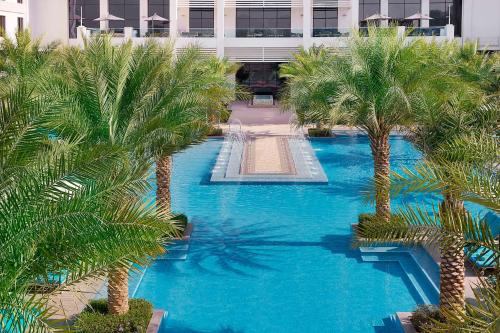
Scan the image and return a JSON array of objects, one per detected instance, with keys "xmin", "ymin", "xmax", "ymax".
[
  {"xmin": 156, "ymin": 154, "xmax": 172, "ymax": 213},
  {"xmin": 439, "ymin": 192, "xmax": 466, "ymax": 314},
  {"xmin": 369, "ymin": 133, "xmax": 391, "ymax": 222},
  {"xmin": 107, "ymin": 266, "xmax": 129, "ymax": 315}
]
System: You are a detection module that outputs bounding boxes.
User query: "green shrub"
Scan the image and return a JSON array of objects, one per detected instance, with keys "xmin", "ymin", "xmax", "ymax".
[
  {"xmin": 75, "ymin": 298, "xmax": 153, "ymax": 333},
  {"xmin": 308, "ymin": 128, "xmax": 332, "ymax": 137},
  {"xmin": 207, "ymin": 127, "xmax": 223, "ymax": 136},
  {"xmin": 172, "ymin": 213, "xmax": 188, "ymax": 230},
  {"xmin": 410, "ymin": 305, "xmax": 444, "ymax": 332}
]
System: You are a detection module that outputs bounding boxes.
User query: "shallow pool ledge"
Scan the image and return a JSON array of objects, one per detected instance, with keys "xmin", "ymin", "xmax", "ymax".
[
  {"xmin": 396, "ymin": 312, "xmax": 417, "ymax": 333},
  {"xmin": 147, "ymin": 310, "xmax": 168, "ymax": 333}
]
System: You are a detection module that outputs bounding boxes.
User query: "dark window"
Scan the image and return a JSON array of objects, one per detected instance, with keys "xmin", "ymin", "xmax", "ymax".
[
  {"xmin": 189, "ymin": 9, "xmax": 214, "ymax": 29},
  {"xmin": 236, "ymin": 8, "xmax": 291, "ymax": 36},
  {"xmin": 148, "ymin": 0, "xmax": 169, "ymax": 30},
  {"xmin": 18, "ymin": 17, "xmax": 24, "ymax": 31},
  {"xmin": 388, "ymin": 0, "xmax": 420, "ymax": 26},
  {"xmin": 108, "ymin": 0, "xmax": 140, "ymax": 30},
  {"xmin": 359, "ymin": 0, "xmax": 381, "ymax": 26},
  {"xmin": 68, "ymin": 0, "xmax": 100, "ymax": 38},
  {"xmin": 429, "ymin": 0, "xmax": 461, "ymax": 36},
  {"xmin": 0, "ymin": 16, "xmax": 5, "ymax": 37},
  {"xmin": 313, "ymin": 8, "xmax": 338, "ymax": 36},
  {"xmin": 18, "ymin": 0, "xmax": 23, "ymax": 3}
]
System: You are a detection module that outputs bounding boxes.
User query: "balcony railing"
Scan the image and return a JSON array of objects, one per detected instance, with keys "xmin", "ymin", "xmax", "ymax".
[
  {"xmin": 179, "ymin": 28, "xmax": 215, "ymax": 38},
  {"xmin": 407, "ymin": 26, "xmax": 446, "ymax": 37},
  {"xmin": 142, "ymin": 28, "xmax": 170, "ymax": 37},
  {"xmin": 312, "ymin": 28, "xmax": 349, "ymax": 37},
  {"xmin": 225, "ymin": 28, "xmax": 303, "ymax": 38}
]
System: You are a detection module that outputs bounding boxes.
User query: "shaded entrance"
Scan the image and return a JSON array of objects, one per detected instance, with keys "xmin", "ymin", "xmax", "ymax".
[{"xmin": 236, "ymin": 63, "xmax": 285, "ymax": 97}]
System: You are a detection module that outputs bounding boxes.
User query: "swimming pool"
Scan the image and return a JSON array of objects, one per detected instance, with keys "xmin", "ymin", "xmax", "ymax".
[{"xmin": 134, "ymin": 136, "xmax": 439, "ymax": 333}]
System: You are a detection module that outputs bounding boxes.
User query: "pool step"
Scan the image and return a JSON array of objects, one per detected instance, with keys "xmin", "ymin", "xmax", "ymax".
[
  {"xmin": 360, "ymin": 246, "xmax": 439, "ymax": 292},
  {"xmin": 361, "ymin": 253, "xmax": 434, "ymax": 305}
]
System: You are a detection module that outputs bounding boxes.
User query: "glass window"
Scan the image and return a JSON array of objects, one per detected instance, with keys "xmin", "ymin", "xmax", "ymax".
[
  {"xmin": 189, "ymin": 9, "xmax": 214, "ymax": 29},
  {"xmin": 68, "ymin": 0, "xmax": 100, "ymax": 38},
  {"xmin": 359, "ymin": 0, "xmax": 381, "ymax": 26},
  {"xmin": 313, "ymin": 8, "xmax": 338, "ymax": 36},
  {"xmin": 108, "ymin": 0, "xmax": 140, "ymax": 30},
  {"xmin": 236, "ymin": 8, "xmax": 291, "ymax": 30},
  {"xmin": 429, "ymin": 0, "xmax": 462, "ymax": 36},
  {"xmin": 388, "ymin": 0, "xmax": 421, "ymax": 25},
  {"xmin": 148, "ymin": 0, "xmax": 169, "ymax": 30}
]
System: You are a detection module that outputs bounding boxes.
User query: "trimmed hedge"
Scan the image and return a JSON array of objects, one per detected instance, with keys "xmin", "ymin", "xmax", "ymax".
[
  {"xmin": 410, "ymin": 305, "xmax": 444, "ymax": 332},
  {"xmin": 207, "ymin": 127, "xmax": 223, "ymax": 136},
  {"xmin": 172, "ymin": 213, "xmax": 188, "ymax": 230},
  {"xmin": 308, "ymin": 128, "xmax": 332, "ymax": 137},
  {"xmin": 75, "ymin": 298, "xmax": 153, "ymax": 333}
]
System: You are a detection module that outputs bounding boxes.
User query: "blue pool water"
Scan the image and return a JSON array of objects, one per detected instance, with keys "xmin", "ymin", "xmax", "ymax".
[{"xmin": 134, "ymin": 136, "xmax": 439, "ymax": 333}]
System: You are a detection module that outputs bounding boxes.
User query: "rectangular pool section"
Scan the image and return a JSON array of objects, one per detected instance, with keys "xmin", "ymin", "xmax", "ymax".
[{"xmin": 135, "ymin": 137, "xmax": 438, "ymax": 333}]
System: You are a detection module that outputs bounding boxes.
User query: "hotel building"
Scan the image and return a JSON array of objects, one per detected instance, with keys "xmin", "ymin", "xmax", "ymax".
[{"xmin": 1, "ymin": 0, "xmax": 499, "ymax": 94}]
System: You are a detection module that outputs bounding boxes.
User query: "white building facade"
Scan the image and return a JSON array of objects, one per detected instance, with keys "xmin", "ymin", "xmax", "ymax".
[
  {"xmin": 0, "ymin": 0, "xmax": 28, "ymax": 38},
  {"xmin": 2, "ymin": 0, "xmax": 499, "ymax": 94}
]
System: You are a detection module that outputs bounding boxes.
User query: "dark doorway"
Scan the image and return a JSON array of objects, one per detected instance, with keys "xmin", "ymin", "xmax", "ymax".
[{"xmin": 236, "ymin": 63, "xmax": 285, "ymax": 97}]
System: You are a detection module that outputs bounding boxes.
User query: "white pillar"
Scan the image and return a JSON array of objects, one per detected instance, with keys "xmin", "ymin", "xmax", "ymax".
[
  {"xmin": 380, "ymin": 0, "xmax": 389, "ymax": 27},
  {"xmin": 445, "ymin": 24, "xmax": 454, "ymax": 41},
  {"xmin": 216, "ymin": 0, "xmax": 225, "ymax": 57},
  {"xmin": 99, "ymin": 0, "xmax": 108, "ymax": 30},
  {"xmin": 421, "ymin": 0, "xmax": 430, "ymax": 28},
  {"xmin": 351, "ymin": 0, "xmax": 359, "ymax": 30},
  {"xmin": 302, "ymin": 0, "xmax": 312, "ymax": 48},
  {"xmin": 124, "ymin": 26, "xmax": 134, "ymax": 40},
  {"xmin": 140, "ymin": 0, "xmax": 148, "ymax": 37},
  {"xmin": 77, "ymin": 25, "xmax": 88, "ymax": 42},
  {"xmin": 397, "ymin": 25, "xmax": 406, "ymax": 38},
  {"xmin": 170, "ymin": 0, "xmax": 178, "ymax": 37}
]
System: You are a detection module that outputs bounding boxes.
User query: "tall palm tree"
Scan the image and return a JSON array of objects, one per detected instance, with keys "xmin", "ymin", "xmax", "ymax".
[
  {"xmin": 282, "ymin": 28, "xmax": 436, "ymax": 221},
  {"xmin": 0, "ymin": 33, "xmax": 173, "ymax": 331},
  {"xmin": 357, "ymin": 132, "xmax": 499, "ymax": 317},
  {"xmin": 50, "ymin": 36, "xmax": 234, "ymax": 314}
]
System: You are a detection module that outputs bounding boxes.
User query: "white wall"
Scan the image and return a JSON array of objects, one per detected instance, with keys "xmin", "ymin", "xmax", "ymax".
[
  {"xmin": 461, "ymin": 0, "xmax": 500, "ymax": 49},
  {"xmin": 29, "ymin": 0, "xmax": 68, "ymax": 44},
  {"xmin": 0, "ymin": 0, "xmax": 29, "ymax": 39}
]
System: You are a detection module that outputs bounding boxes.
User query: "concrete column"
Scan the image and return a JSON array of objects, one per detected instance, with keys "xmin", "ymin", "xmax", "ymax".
[
  {"xmin": 140, "ymin": 0, "xmax": 148, "ymax": 37},
  {"xmin": 100, "ymin": 0, "xmax": 108, "ymax": 30},
  {"xmin": 351, "ymin": 0, "xmax": 359, "ymax": 30},
  {"xmin": 170, "ymin": 0, "xmax": 178, "ymax": 37},
  {"xmin": 445, "ymin": 24, "xmax": 454, "ymax": 41},
  {"xmin": 397, "ymin": 25, "xmax": 406, "ymax": 38},
  {"xmin": 124, "ymin": 26, "xmax": 134, "ymax": 40},
  {"xmin": 380, "ymin": 0, "xmax": 389, "ymax": 27},
  {"xmin": 216, "ymin": 0, "xmax": 225, "ymax": 57},
  {"xmin": 421, "ymin": 0, "xmax": 430, "ymax": 28},
  {"xmin": 302, "ymin": 0, "xmax": 312, "ymax": 48},
  {"xmin": 77, "ymin": 25, "xmax": 88, "ymax": 43}
]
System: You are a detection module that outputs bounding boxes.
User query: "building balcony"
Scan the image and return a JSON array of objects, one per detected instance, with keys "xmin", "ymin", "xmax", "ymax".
[
  {"xmin": 225, "ymin": 28, "xmax": 303, "ymax": 38},
  {"xmin": 178, "ymin": 28, "xmax": 215, "ymax": 38},
  {"xmin": 312, "ymin": 28, "xmax": 349, "ymax": 37}
]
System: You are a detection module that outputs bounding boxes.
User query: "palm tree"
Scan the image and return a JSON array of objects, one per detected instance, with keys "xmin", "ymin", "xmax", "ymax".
[
  {"xmin": 50, "ymin": 36, "xmax": 234, "ymax": 314},
  {"xmin": 282, "ymin": 28, "xmax": 436, "ymax": 221},
  {"xmin": 357, "ymin": 132, "xmax": 499, "ymax": 317},
  {"xmin": 0, "ymin": 33, "xmax": 174, "ymax": 331}
]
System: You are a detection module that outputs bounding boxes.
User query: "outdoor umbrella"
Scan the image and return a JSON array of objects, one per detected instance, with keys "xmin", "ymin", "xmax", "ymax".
[
  {"xmin": 404, "ymin": 12, "xmax": 433, "ymax": 20},
  {"xmin": 144, "ymin": 13, "xmax": 169, "ymax": 35},
  {"xmin": 363, "ymin": 13, "xmax": 391, "ymax": 21},
  {"xmin": 404, "ymin": 12, "xmax": 433, "ymax": 28},
  {"xmin": 93, "ymin": 13, "xmax": 125, "ymax": 31}
]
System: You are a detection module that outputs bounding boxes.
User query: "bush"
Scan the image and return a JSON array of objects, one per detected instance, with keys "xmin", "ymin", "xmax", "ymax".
[
  {"xmin": 410, "ymin": 305, "xmax": 445, "ymax": 332},
  {"xmin": 75, "ymin": 298, "xmax": 153, "ymax": 333},
  {"xmin": 207, "ymin": 127, "xmax": 223, "ymax": 136},
  {"xmin": 172, "ymin": 213, "xmax": 188, "ymax": 230},
  {"xmin": 308, "ymin": 128, "xmax": 332, "ymax": 137}
]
